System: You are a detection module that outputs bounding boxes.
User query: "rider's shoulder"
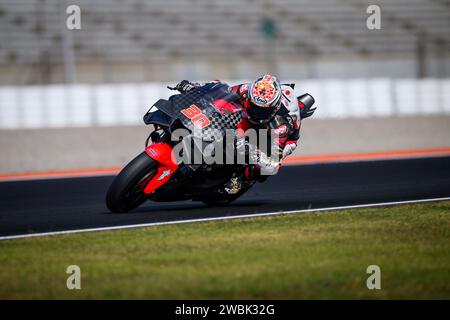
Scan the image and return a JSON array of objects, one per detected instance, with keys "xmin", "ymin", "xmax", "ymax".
[
  {"xmin": 281, "ymin": 84, "xmax": 296, "ymax": 100},
  {"xmin": 280, "ymin": 84, "xmax": 297, "ymax": 111}
]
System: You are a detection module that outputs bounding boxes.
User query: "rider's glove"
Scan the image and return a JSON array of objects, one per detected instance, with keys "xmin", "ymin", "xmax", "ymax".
[
  {"xmin": 175, "ymin": 80, "xmax": 196, "ymax": 93},
  {"xmin": 282, "ymin": 142, "xmax": 297, "ymax": 159},
  {"xmin": 235, "ymin": 136, "xmax": 280, "ymax": 175},
  {"xmin": 256, "ymin": 152, "xmax": 280, "ymax": 176}
]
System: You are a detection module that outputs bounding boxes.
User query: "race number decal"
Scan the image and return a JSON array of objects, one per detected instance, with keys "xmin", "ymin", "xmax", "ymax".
[{"xmin": 180, "ymin": 104, "xmax": 211, "ymax": 129}]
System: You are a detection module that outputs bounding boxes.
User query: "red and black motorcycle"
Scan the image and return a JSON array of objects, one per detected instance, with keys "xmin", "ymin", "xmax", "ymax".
[{"xmin": 106, "ymin": 83, "xmax": 314, "ymax": 213}]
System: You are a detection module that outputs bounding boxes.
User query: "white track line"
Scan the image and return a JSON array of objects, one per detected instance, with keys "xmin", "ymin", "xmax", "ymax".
[{"xmin": 0, "ymin": 197, "xmax": 449, "ymax": 241}]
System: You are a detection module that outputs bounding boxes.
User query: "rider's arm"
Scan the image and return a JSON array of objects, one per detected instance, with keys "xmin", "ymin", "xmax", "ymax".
[
  {"xmin": 269, "ymin": 111, "xmax": 300, "ymax": 161},
  {"xmin": 278, "ymin": 85, "xmax": 301, "ymax": 160},
  {"xmin": 234, "ymin": 85, "xmax": 300, "ymax": 176},
  {"xmin": 251, "ymin": 116, "xmax": 298, "ymax": 177}
]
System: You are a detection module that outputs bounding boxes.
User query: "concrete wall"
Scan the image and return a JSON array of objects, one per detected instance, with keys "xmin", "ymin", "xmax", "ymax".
[{"xmin": 1, "ymin": 79, "xmax": 449, "ymax": 129}]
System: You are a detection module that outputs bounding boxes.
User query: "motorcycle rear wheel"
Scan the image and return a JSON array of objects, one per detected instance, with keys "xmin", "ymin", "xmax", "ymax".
[{"xmin": 106, "ymin": 152, "xmax": 158, "ymax": 213}]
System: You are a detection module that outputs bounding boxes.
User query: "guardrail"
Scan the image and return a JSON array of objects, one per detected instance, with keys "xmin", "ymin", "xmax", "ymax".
[{"xmin": 0, "ymin": 78, "xmax": 449, "ymax": 129}]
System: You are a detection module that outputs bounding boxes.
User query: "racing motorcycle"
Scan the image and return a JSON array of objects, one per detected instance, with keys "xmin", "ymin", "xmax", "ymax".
[{"xmin": 106, "ymin": 83, "xmax": 315, "ymax": 213}]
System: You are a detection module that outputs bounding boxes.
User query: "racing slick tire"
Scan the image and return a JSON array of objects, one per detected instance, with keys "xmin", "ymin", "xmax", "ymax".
[{"xmin": 106, "ymin": 152, "xmax": 158, "ymax": 213}]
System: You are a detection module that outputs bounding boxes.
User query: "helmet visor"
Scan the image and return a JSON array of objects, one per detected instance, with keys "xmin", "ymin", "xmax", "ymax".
[{"xmin": 247, "ymin": 103, "xmax": 277, "ymax": 123}]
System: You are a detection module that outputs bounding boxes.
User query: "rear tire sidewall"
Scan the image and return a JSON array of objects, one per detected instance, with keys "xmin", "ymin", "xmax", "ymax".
[{"xmin": 106, "ymin": 152, "xmax": 158, "ymax": 213}]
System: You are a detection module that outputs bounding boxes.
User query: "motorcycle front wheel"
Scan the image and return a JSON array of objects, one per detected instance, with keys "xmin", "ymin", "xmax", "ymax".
[{"xmin": 106, "ymin": 152, "xmax": 158, "ymax": 213}]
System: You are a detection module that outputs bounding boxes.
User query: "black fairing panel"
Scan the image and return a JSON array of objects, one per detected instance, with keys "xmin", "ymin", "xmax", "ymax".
[
  {"xmin": 143, "ymin": 110, "xmax": 173, "ymax": 127},
  {"xmin": 143, "ymin": 99, "xmax": 176, "ymax": 127},
  {"xmin": 167, "ymin": 83, "xmax": 243, "ymax": 141}
]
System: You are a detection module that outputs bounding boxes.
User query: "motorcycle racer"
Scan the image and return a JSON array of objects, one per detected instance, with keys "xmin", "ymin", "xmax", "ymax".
[
  {"xmin": 173, "ymin": 75, "xmax": 316, "ymax": 193},
  {"xmin": 107, "ymin": 75, "xmax": 317, "ymax": 212}
]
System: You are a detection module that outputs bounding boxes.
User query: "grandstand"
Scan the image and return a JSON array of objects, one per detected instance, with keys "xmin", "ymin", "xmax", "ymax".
[{"xmin": 0, "ymin": 0, "xmax": 449, "ymax": 84}]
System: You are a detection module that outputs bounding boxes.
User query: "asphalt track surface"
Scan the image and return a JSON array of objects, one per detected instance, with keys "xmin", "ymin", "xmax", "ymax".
[{"xmin": 0, "ymin": 156, "xmax": 449, "ymax": 238}]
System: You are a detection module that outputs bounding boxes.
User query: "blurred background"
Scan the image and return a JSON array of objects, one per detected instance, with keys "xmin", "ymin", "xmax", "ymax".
[{"xmin": 0, "ymin": 0, "xmax": 449, "ymax": 173}]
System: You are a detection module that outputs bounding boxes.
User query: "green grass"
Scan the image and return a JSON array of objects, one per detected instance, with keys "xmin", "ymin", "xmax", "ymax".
[{"xmin": 0, "ymin": 201, "xmax": 449, "ymax": 299}]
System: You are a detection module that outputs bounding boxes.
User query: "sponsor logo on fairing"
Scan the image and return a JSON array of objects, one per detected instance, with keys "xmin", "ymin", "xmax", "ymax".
[
  {"xmin": 147, "ymin": 148, "xmax": 158, "ymax": 157},
  {"xmin": 157, "ymin": 169, "xmax": 172, "ymax": 181},
  {"xmin": 170, "ymin": 128, "xmax": 282, "ymax": 175}
]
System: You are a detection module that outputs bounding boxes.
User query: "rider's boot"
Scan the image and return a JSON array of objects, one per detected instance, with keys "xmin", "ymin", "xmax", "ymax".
[{"xmin": 224, "ymin": 173, "xmax": 243, "ymax": 195}]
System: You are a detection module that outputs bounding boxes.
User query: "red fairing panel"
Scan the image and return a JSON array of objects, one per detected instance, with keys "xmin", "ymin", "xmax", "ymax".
[
  {"xmin": 211, "ymin": 99, "xmax": 242, "ymax": 115},
  {"xmin": 143, "ymin": 142, "xmax": 179, "ymax": 194}
]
